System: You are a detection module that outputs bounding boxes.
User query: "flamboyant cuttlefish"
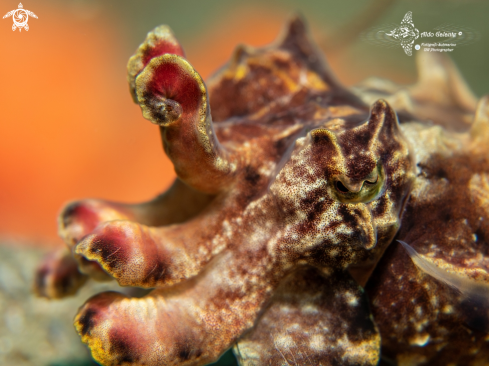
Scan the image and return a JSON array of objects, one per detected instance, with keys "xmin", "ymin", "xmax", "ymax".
[{"xmin": 34, "ymin": 17, "xmax": 489, "ymax": 366}]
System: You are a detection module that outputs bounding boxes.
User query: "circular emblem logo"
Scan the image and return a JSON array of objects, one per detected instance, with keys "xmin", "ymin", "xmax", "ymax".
[
  {"xmin": 2, "ymin": 3, "xmax": 38, "ymax": 32},
  {"xmin": 13, "ymin": 9, "xmax": 28, "ymax": 28}
]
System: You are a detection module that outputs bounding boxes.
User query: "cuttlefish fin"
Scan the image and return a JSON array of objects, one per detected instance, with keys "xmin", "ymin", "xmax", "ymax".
[{"xmin": 398, "ymin": 240, "xmax": 489, "ymax": 304}]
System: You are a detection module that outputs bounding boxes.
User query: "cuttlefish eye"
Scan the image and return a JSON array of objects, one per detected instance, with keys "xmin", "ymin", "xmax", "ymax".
[
  {"xmin": 332, "ymin": 163, "xmax": 385, "ymax": 204},
  {"xmin": 335, "ymin": 181, "xmax": 350, "ymax": 193}
]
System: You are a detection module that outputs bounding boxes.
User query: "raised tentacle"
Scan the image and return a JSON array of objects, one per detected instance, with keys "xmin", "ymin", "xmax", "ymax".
[
  {"xmin": 127, "ymin": 25, "xmax": 185, "ymax": 103},
  {"xmin": 234, "ymin": 267, "xmax": 380, "ymax": 365},
  {"xmin": 135, "ymin": 53, "xmax": 238, "ymax": 194},
  {"xmin": 127, "ymin": 25, "xmax": 233, "ymax": 193}
]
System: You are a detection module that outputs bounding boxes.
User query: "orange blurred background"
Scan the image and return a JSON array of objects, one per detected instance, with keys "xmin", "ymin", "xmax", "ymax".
[
  {"xmin": 1, "ymin": 0, "xmax": 488, "ymax": 246},
  {"xmin": 0, "ymin": 2, "xmax": 293, "ymax": 245},
  {"xmin": 0, "ymin": 2, "xmax": 170, "ymax": 245}
]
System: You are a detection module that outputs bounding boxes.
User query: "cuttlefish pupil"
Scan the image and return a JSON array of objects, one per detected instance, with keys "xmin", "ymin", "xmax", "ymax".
[{"xmin": 333, "ymin": 163, "xmax": 384, "ymax": 204}]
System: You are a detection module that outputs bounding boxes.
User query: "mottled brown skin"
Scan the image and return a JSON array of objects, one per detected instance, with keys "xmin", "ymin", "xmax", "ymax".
[
  {"xmin": 236, "ymin": 266, "xmax": 380, "ymax": 365},
  {"xmin": 365, "ymin": 97, "xmax": 489, "ymax": 365},
  {"xmin": 34, "ymin": 16, "xmax": 489, "ymax": 366},
  {"xmin": 57, "ymin": 179, "xmax": 213, "ymax": 280}
]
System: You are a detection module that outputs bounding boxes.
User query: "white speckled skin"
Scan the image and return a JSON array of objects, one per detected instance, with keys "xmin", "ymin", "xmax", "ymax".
[{"xmin": 34, "ymin": 16, "xmax": 489, "ymax": 366}]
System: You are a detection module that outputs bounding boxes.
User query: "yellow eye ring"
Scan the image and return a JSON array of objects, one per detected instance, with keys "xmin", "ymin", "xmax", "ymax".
[
  {"xmin": 331, "ymin": 163, "xmax": 384, "ymax": 204},
  {"xmin": 364, "ymin": 175, "xmax": 379, "ymax": 185}
]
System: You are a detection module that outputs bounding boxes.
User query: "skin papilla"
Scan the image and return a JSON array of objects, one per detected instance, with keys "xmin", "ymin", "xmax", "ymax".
[{"xmin": 34, "ymin": 17, "xmax": 489, "ymax": 366}]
